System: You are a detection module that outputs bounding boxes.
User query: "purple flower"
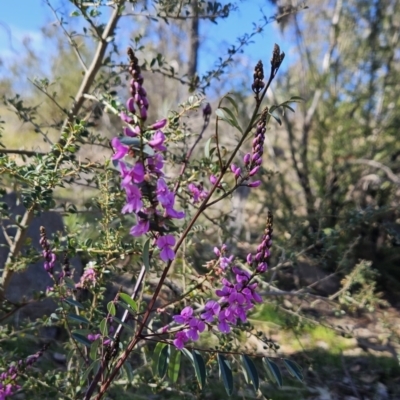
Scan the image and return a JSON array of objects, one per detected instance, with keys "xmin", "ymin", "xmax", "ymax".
[
  {"xmin": 247, "ymin": 180, "xmax": 261, "ymax": 188},
  {"xmin": 201, "ymin": 300, "xmax": 221, "ymax": 322},
  {"xmin": 218, "ymin": 312, "xmax": 231, "ymax": 334},
  {"xmin": 130, "ymin": 219, "xmax": 150, "ymax": 236},
  {"xmin": 88, "ymin": 333, "xmax": 101, "ymax": 342},
  {"xmin": 173, "ymin": 306, "xmax": 194, "ymax": 324},
  {"xmin": 243, "ymin": 153, "xmax": 251, "ymax": 165},
  {"xmin": 111, "ymin": 137, "xmax": 129, "ymax": 160},
  {"xmin": 187, "ymin": 318, "xmax": 205, "ymax": 341},
  {"xmin": 122, "ymin": 184, "xmax": 143, "ymax": 214},
  {"xmin": 173, "ymin": 331, "xmax": 189, "ymax": 350},
  {"xmin": 124, "ymin": 126, "xmax": 140, "ymax": 137},
  {"xmin": 156, "ymin": 234, "xmax": 176, "ymax": 261},
  {"xmin": 149, "ymin": 118, "xmax": 167, "ymax": 130},
  {"xmin": 148, "ymin": 130, "xmax": 167, "ymax": 152},
  {"xmin": 156, "ymin": 179, "xmax": 171, "ymax": 206},
  {"xmin": 214, "ymin": 247, "xmax": 221, "ymax": 257},
  {"xmin": 220, "ymin": 255, "xmax": 234, "ymax": 270},
  {"xmin": 147, "ymin": 153, "xmax": 164, "ymax": 175},
  {"xmin": 230, "ymin": 163, "xmax": 241, "ymax": 179},
  {"xmin": 126, "ymin": 97, "xmax": 136, "ymax": 113},
  {"xmin": 131, "ymin": 162, "xmax": 145, "ymax": 184},
  {"xmin": 188, "ymin": 183, "xmax": 208, "ymax": 204}
]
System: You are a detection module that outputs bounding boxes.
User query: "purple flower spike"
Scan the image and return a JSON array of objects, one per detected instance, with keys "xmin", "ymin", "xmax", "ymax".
[{"xmin": 156, "ymin": 234, "xmax": 176, "ymax": 262}]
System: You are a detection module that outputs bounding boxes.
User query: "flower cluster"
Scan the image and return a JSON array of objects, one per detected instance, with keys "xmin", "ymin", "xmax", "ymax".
[
  {"xmin": 0, "ymin": 345, "xmax": 48, "ymax": 399},
  {"xmin": 39, "ymin": 226, "xmax": 56, "ymax": 276},
  {"xmin": 171, "ymin": 213, "xmax": 272, "ymax": 349},
  {"xmin": 76, "ymin": 262, "xmax": 97, "ymax": 289},
  {"xmin": 111, "ymin": 48, "xmax": 185, "ymax": 262},
  {"xmin": 252, "ymin": 60, "xmax": 265, "ymax": 94}
]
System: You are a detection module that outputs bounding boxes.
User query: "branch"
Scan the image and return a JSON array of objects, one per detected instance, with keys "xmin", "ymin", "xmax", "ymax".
[
  {"xmin": 349, "ymin": 158, "xmax": 400, "ymax": 186},
  {"xmin": 61, "ymin": 1, "xmax": 125, "ymax": 131}
]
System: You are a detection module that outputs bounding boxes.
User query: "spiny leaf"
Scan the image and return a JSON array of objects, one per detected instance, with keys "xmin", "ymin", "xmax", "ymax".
[
  {"xmin": 283, "ymin": 359, "xmax": 303, "ymax": 382},
  {"xmin": 241, "ymin": 354, "xmax": 259, "ymax": 392},
  {"xmin": 193, "ymin": 350, "xmax": 206, "ymax": 390},
  {"xmin": 168, "ymin": 345, "xmax": 181, "ymax": 383},
  {"xmin": 218, "ymin": 354, "xmax": 234, "ymax": 396},
  {"xmin": 263, "ymin": 358, "xmax": 282, "ymax": 387}
]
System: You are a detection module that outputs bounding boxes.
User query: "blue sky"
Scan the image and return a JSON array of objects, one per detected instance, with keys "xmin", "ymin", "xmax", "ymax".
[{"xmin": 0, "ymin": 0, "xmax": 286, "ymax": 89}]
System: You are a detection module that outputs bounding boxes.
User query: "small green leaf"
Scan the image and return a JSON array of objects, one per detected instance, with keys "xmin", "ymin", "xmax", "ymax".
[
  {"xmin": 68, "ymin": 313, "xmax": 90, "ymax": 325},
  {"xmin": 269, "ymin": 112, "xmax": 282, "ymax": 126},
  {"xmin": 218, "ymin": 354, "xmax": 234, "ymax": 396},
  {"xmin": 124, "ymin": 362, "xmax": 134, "ymax": 383},
  {"xmin": 241, "ymin": 354, "xmax": 259, "ymax": 392},
  {"xmin": 152, "ymin": 342, "xmax": 168, "ymax": 377},
  {"xmin": 99, "ymin": 318, "xmax": 108, "ymax": 337},
  {"xmin": 282, "ymin": 104, "xmax": 295, "ymax": 113},
  {"xmin": 158, "ymin": 343, "xmax": 169, "ymax": 378},
  {"xmin": 220, "ymin": 107, "xmax": 242, "ymax": 133},
  {"xmin": 90, "ymin": 338, "xmax": 100, "ymax": 360},
  {"xmin": 263, "ymin": 358, "xmax": 282, "ymax": 387},
  {"xmin": 72, "ymin": 332, "xmax": 92, "ymax": 347},
  {"xmin": 64, "ymin": 277, "xmax": 76, "ymax": 289},
  {"xmin": 204, "ymin": 137, "xmax": 212, "ymax": 159},
  {"xmin": 283, "ymin": 359, "xmax": 303, "ymax": 382},
  {"xmin": 107, "ymin": 301, "xmax": 116, "ymax": 316},
  {"xmin": 64, "ymin": 297, "xmax": 85, "ymax": 309},
  {"xmin": 224, "ymin": 94, "xmax": 239, "ymax": 115},
  {"xmin": 181, "ymin": 347, "xmax": 194, "ymax": 363},
  {"xmin": 111, "ymin": 316, "xmax": 134, "ymax": 332},
  {"xmin": 216, "ymin": 108, "xmax": 242, "ymax": 133},
  {"xmin": 143, "ymin": 238, "xmax": 151, "ymax": 272},
  {"xmin": 289, "ymin": 95, "xmax": 304, "ymax": 102},
  {"xmin": 193, "ymin": 350, "xmax": 206, "ymax": 390},
  {"xmin": 119, "ymin": 293, "xmax": 138, "ymax": 311},
  {"xmin": 168, "ymin": 345, "xmax": 181, "ymax": 383},
  {"xmin": 80, "ymin": 359, "xmax": 99, "ymax": 384}
]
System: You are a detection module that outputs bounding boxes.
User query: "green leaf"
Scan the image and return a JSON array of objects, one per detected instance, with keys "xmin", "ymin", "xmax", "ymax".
[
  {"xmin": 263, "ymin": 358, "xmax": 282, "ymax": 387},
  {"xmin": 269, "ymin": 112, "xmax": 282, "ymax": 126},
  {"xmin": 72, "ymin": 332, "xmax": 92, "ymax": 347},
  {"xmin": 111, "ymin": 316, "xmax": 134, "ymax": 332},
  {"xmin": 80, "ymin": 359, "xmax": 99, "ymax": 384},
  {"xmin": 152, "ymin": 342, "xmax": 168, "ymax": 377},
  {"xmin": 216, "ymin": 108, "xmax": 243, "ymax": 133},
  {"xmin": 220, "ymin": 107, "xmax": 242, "ymax": 133},
  {"xmin": 68, "ymin": 313, "xmax": 90, "ymax": 325},
  {"xmin": 224, "ymin": 94, "xmax": 239, "ymax": 115},
  {"xmin": 181, "ymin": 347, "xmax": 194, "ymax": 363},
  {"xmin": 107, "ymin": 301, "xmax": 116, "ymax": 316},
  {"xmin": 158, "ymin": 343, "xmax": 169, "ymax": 378},
  {"xmin": 289, "ymin": 95, "xmax": 304, "ymax": 102},
  {"xmin": 218, "ymin": 354, "xmax": 234, "ymax": 396},
  {"xmin": 283, "ymin": 359, "xmax": 303, "ymax": 382},
  {"xmin": 64, "ymin": 297, "xmax": 85, "ymax": 309},
  {"xmin": 193, "ymin": 350, "xmax": 206, "ymax": 390},
  {"xmin": 241, "ymin": 354, "xmax": 259, "ymax": 392},
  {"xmin": 168, "ymin": 345, "xmax": 181, "ymax": 383},
  {"xmin": 124, "ymin": 362, "xmax": 134, "ymax": 383},
  {"xmin": 143, "ymin": 238, "xmax": 151, "ymax": 272},
  {"xmin": 64, "ymin": 277, "xmax": 76, "ymax": 289},
  {"xmin": 117, "ymin": 301, "xmax": 137, "ymax": 316},
  {"xmin": 119, "ymin": 137, "xmax": 141, "ymax": 146},
  {"xmin": 119, "ymin": 293, "xmax": 138, "ymax": 312},
  {"xmin": 282, "ymin": 104, "xmax": 295, "ymax": 113},
  {"xmin": 99, "ymin": 318, "xmax": 108, "ymax": 337},
  {"xmin": 204, "ymin": 137, "xmax": 212, "ymax": 159},
  {"xmin": 90, "ymin": 338, "xmax": 100, "ymax": 360}
]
